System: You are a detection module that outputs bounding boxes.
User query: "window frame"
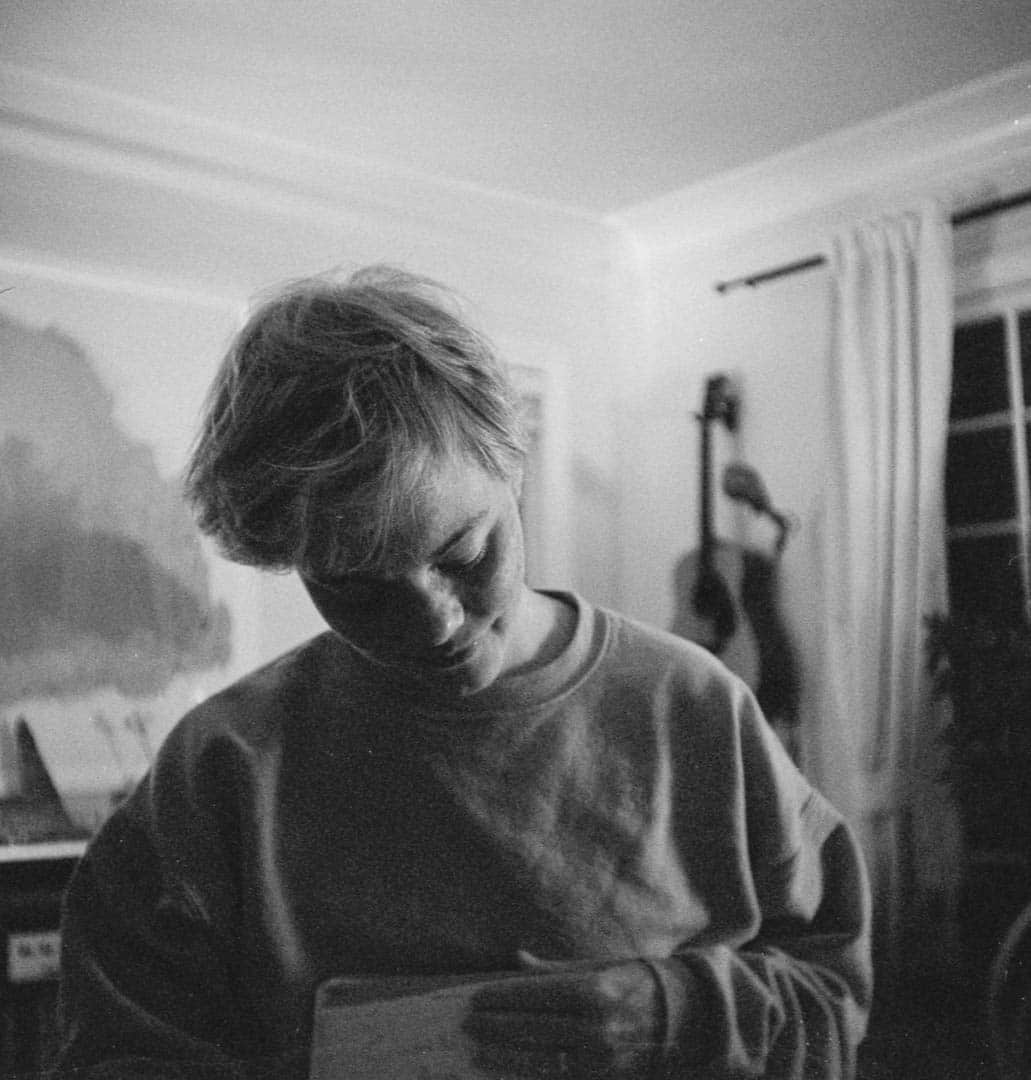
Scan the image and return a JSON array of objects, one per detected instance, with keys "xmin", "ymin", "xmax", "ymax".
[{"xmin": 951, "ymin": 280, "xmax": 1031, "ymax": 623}]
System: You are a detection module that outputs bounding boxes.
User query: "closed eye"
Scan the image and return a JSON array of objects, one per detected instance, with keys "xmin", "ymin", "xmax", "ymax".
[{"xmin": 441, "ymin": 545, "xmax": 486, "ymax": 574}]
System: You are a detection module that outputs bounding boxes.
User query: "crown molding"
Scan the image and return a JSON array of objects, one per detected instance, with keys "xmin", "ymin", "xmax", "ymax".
[
  {"xmin": 0, "ymin": 248, "xmax": 244, "ymax": 312},
  {"xmin": 0, "ymin": 63, "xmax": 612, "ymax": 270},
  {"xmin": 610, "ymin": 61, "xmax": 1031, "ymax": 256}
]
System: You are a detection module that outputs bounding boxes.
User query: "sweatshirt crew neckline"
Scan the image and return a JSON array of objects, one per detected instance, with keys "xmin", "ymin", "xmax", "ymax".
[{"xmin": 316, "ymin": 590, "xmax": 607, "ymax": 722}]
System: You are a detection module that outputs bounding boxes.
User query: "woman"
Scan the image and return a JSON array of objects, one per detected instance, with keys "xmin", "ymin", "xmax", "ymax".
[{"xmin": 51, "ymin": 267, "xmax": 872, "ymax": 1079}]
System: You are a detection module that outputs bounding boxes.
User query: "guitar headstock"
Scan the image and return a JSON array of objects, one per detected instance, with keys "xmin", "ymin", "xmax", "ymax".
[{"xmin": 699, "ymin": 373, "xmax": 739, "ymax": 432}]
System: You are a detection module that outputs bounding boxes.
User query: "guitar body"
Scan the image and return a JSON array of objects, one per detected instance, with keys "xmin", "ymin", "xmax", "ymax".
[
  {"xmin": 669, "ymin": 373, "xmax": 799, "ymax": 730},
  {"xmin": 671, "ymin": 540, "xmax": 761, "ymax": 690}
]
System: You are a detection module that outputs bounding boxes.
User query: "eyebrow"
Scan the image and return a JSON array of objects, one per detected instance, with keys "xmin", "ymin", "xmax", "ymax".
[{"xmin": 308, "ymin": 509, "xmax": 492, "ymax": 585}]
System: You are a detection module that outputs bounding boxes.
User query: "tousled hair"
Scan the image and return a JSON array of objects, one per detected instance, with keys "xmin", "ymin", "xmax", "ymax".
[{"xmin": 183, "ymin": 266, "xmax": 527, "ymax": 575}]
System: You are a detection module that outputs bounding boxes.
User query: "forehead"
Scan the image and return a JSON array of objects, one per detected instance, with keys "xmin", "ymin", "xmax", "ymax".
[{"xmin": 333, "ymin": 456, "xmax": 508, "ymax": 575}]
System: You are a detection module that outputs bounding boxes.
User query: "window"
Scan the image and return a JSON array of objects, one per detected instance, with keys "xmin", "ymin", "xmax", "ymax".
[{"xmin": 946, "ymin": 299, "xmax": 1031, "ymax": 625}]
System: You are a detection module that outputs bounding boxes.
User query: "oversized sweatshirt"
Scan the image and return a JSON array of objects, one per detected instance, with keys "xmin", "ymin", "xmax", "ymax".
[{"xmin": 51, "ymin": 592, "xmax": 872, "ymax": 1079}]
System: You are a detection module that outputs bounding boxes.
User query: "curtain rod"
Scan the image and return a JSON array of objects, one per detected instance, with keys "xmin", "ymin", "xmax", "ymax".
[{"xmin": 713, "ymin": 187, "xmax": 1031, "ymax": 294}]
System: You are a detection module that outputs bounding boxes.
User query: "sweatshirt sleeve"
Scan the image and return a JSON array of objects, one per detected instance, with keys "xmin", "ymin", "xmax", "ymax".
[
  {"xmin": 48, "ymin": 731, "xmax": 309, "ymax": 1080},
  {"xmin": 648, "ymin": 688, "xmax": 873, "ymax": 1079}
]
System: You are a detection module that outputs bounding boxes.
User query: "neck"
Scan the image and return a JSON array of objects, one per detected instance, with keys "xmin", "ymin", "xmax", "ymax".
[{"xmin": 502, "ymin": 588, "xmax": 577, "ymax": 678}]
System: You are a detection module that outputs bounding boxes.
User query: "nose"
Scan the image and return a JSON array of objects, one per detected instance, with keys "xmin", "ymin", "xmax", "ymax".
[{"xmin": 410, "ymin": 574, "xmax": 465, "ymax": 647}]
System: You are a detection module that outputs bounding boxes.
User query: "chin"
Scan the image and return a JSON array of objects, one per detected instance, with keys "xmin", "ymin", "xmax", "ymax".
[
  {"xmin": 422, "ymin": 661, "xmax": 500, "ymax": 698},
  {"xmin": 412, "ymin": 647, "xmax": 504, "ymax": 698}
]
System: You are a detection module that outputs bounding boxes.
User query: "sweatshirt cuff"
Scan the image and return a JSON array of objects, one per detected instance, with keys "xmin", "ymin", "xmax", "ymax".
[{"xmin": 643, "ymin": 956, "xmax": 720, "ymax": 1074}]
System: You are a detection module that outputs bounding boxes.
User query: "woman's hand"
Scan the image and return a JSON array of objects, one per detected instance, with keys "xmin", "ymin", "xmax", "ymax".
[{"xmin": 462, "ymin": 955, "xmax": 662, "ymax": 1079}]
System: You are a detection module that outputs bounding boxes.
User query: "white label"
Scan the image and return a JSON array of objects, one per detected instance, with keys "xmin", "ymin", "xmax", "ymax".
[{"xmin": 7, "ymin": 930, "xmax": 61, "ymax": 983}]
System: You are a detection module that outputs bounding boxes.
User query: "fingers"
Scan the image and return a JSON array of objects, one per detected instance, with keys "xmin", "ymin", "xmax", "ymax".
[
  {"xmin": 463, "ymin": 963, "xmax": 663, "ymax": 1079},
  {"xmin": 464, "ymin": 1003, "xmax": 593, "ymax": 1047},
  {"xmin": 469, "ymin": 1032, "xmax": 657, "ymax": 1080},
  {"xmin": 468, "ymin": 1042, "xmax": 576, "ymax": 1080},
  {"xmin": 472, "ymin": 962, "xmax": 659, "ymax": 1025},
  {"xmin": 471, "ymin": 971, "xmax": 598, "ymax": 1015}
]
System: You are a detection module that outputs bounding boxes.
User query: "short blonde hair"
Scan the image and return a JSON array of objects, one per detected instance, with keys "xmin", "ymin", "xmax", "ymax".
[{"xmin": 184, "ymin": 267, "xmax": 526, "ymax": 575}]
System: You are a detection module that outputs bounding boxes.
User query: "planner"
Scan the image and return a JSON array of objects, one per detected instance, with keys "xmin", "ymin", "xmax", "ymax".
[{"xmin": 309, "ymin": 971, "xmax": 526, "ymax": 1080}]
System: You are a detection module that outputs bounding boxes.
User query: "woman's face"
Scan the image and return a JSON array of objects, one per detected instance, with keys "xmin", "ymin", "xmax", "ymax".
[{"xmin": 300, "ymin": 456, "xmax": 530, "ymax": 698}]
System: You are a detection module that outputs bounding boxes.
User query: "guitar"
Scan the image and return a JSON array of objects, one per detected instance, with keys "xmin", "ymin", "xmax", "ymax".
[{"xmin": 670, "ymin": 374, "xmax": 760, "ymax": 689}]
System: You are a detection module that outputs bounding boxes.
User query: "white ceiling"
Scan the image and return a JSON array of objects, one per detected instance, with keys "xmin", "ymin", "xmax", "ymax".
[{"xmin": 3, "ymin": 0, "xmax": 1031, "ymax": 215}]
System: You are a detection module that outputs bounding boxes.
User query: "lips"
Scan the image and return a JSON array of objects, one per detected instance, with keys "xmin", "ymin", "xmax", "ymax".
[{"xmin": 422, "ymin": 638, "xmax": 480, "ymax": 669}]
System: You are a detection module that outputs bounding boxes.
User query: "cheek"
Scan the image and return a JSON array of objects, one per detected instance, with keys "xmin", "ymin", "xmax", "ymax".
[
  {"xmin": 304, "ymin": 582, "xmax": 402, "ymax": 647},
  {"xmin": 473, "ymin": 525, "xmax": 524, "ymax": 618}
]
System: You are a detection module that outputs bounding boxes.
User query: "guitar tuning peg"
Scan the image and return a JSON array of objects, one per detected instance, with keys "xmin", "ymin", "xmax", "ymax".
[
  {"xmin": 701, "ymin": 373, "xmax": 741, "ymax": 431},
  {"xmin": 724, "ymin": 393, "xmax": 740, "ymax": 433}
]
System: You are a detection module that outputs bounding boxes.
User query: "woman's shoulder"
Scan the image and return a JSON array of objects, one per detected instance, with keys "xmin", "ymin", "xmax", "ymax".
[
  {"xmin": 580, "ymin": 594, "xmax": 740, "ymax": 690},
  {"xmin": 168, "ymin": 632, "xmax": 345, "ymax": 752}
]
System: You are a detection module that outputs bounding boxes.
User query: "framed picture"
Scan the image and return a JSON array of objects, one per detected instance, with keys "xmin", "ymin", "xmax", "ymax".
[
  {"xmin": 506, "ymin": 355, "xmax": 572, "ymax": 592},
  {"xmin": 0, "ymin": 258, "xmax": 252, "ymax": 820}
]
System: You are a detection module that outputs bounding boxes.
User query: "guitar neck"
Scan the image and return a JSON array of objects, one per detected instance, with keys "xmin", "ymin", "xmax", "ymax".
[{"xmin": 699, "ymin": 416, "xmax": 715, "ymax": 564}]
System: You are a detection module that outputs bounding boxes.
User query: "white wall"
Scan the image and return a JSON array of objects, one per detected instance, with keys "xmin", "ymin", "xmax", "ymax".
[
  {"xmin": 5, "ymin": 55, "xmax": 1030, "ymax": 756},
  {"xmin": 614, "ymin": 235, "xmax": 832, "ymax": 658},
  {"xmin": 611, "ymin": 63, "xmax": 1031, "ymax": 621},
  {"xmin": 607, "ymin": 64, "xmax": 1031, "ymax": 819},
  {"xmin": 0, "ymin": 64, "xmax": 626, "ymax": 702}
]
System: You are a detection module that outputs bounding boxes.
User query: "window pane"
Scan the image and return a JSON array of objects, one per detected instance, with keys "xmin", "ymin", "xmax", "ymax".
[
  {"xmin": 951, "ymin": 317, "xmax": 1008, "ymax": 420},
  {"xmin": 946, "ymin": 427, "xmax": 1016, "ymax": 526},
  {"xmin": 947, "ymin": 533, "xmax": 1026, "ymax": 624},
  {"xmin": 1020, "ymin": 309, "xmax": 1031, "ymax": 407}
]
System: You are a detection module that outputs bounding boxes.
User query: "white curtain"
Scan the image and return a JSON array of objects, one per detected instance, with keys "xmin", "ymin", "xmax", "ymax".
[{"xmin": 808, "ymin": 202, "xmax": 958, "ymax": 961}]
